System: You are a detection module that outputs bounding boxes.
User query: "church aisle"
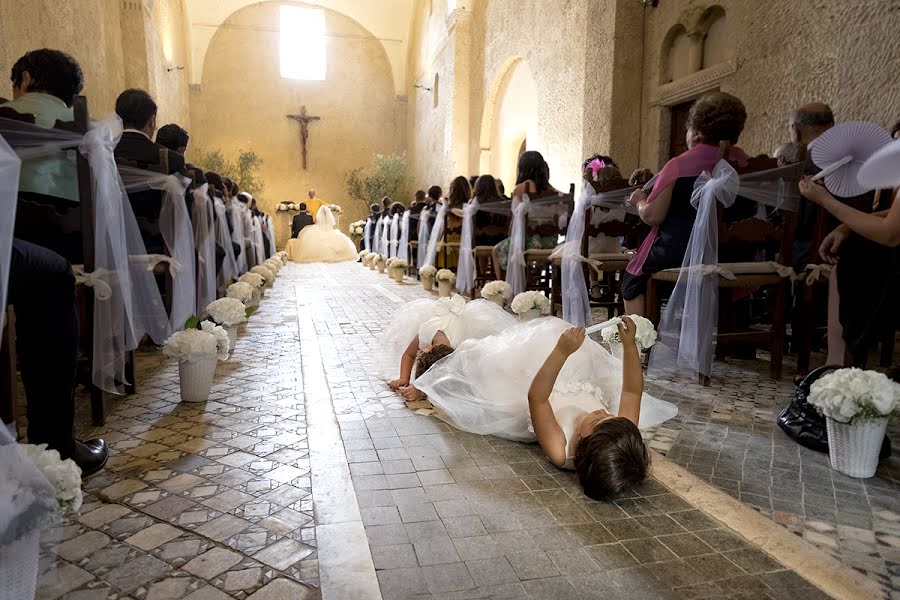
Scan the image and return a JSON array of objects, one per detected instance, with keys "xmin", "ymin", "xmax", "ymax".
[{"xmin": 34, "ymin": 262, "xmax": 883, "ymax": 600}]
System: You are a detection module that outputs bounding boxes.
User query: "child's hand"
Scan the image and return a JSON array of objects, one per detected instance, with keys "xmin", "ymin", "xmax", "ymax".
[
  {"xmin": 388, "ymin": 379, "xmax": 409, "ymax": 391},
  {"xmin": 617, "ymin": 316, "xmax": 637, "ymax": 347},
  {"xmin": 400, "ymin": 386, "xmax": 426, "ymax": 402},
  {"xmin": 555, "ymin": 327, "xmax": 586, "ymax": 356}
]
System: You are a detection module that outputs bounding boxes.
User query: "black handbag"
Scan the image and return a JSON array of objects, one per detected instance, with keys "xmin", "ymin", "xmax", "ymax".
[{"xmin": 778, "ymin": 365, "xmax": 891, "ymax": 459}]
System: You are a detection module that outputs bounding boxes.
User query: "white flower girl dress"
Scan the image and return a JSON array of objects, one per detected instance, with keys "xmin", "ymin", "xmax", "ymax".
[{"xmin": 413, "ymin": 316, "xmax": 679, "ymax": 450}]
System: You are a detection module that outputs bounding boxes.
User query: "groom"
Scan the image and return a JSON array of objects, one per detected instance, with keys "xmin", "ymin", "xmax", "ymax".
[{"xmin": 291, "ymin": 203, "xmax": 314, "ymax": 238}]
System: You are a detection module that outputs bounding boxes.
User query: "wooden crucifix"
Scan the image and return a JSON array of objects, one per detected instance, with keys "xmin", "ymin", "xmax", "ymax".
[{"xmin": 287, "ymin": 106, "xmax": 321, "ymax": 170}]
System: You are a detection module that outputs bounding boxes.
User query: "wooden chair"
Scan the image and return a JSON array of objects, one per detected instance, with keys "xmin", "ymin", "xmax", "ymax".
[
  {"xmin": 471, "ymin": 204, "xmax": 509, "ymax": 295},
  {"xmin": 523, "ymin": 190, "xmax": 573, "ymax": 306},
  {"xmin": 4, "ymin": 96, "xmax": 118, "ymax": 424},
  {"xmin": 646, "ymin": 156, "xmax": 796, "ymax": 383}
]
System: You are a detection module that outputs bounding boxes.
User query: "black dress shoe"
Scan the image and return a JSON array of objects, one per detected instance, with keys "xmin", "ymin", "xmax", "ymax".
[{"xmin": 72, "ymin": 438, "xmax": 109, "ymax": 477}]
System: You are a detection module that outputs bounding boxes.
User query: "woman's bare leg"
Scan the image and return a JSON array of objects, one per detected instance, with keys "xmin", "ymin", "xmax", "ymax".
[
  {"xmin": 492, "ymin": 247, "xmax": 503, "ymax": 280},
  {"xmin": 624, "ymin": 295, "xmax": 645, "ymax": 317},
  {"xmin": 826, "ymin": 267, "xmax": 846, "ymax": 365}
]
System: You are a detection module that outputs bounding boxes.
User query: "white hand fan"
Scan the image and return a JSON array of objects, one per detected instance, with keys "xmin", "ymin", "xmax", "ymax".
[
  {"xmin": 858, "ymin": 138, "xmax": 900, "ymax": 189},
  {"xmin": 585, "ymin": 316, "xmax": 623, "ymax": 335},
  {"xmin": 808, "ymin": 121, "xmax": 892, "ymax": 197}
]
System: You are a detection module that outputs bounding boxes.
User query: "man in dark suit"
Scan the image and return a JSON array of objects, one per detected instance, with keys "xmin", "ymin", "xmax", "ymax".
[
  {"xmin": 114, "ymin": 89, "xmax": 186, "ymax": 175},
  {"xmin": 291, "ymin": 203, "xmax": 314, "ymax": 238}
]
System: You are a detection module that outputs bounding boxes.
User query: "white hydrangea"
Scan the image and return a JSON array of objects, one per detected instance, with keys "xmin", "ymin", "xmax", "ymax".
[
  {"xmin": 600, "ymin": 314, "xmax": 657, "ymax": 352},
  {"xmin": 239, "ymin": 272, "xmax": 265, "ymax": 289},
  {"xmin": 510, "ymin": 291, "xmax": 550, "ymax": 315},
  {"xmin": 359, "ymin": 250, "xmax": 369, "ymax": 258},
  {"xmin": 374, "ymin": 254, "xmax": 385, "ymax": 264},
  {"xmin": 200, "ymin": 320, "xmax": 231, "ymax": 360},
  {"xmin": 436, "ymin": 269, "xmax": 456, "ymax": 283},
  {"xmin": 329, "ymin": 204, "xmax": 343, "ymax": 215},
  {"xmin": 391, "ymin": 259, "xmax": 409, "ymax": 270},
  {"xmin": 385, "ymin": 257, "xmax": 395, "ymax": 268},
  {"xmin": 162, "ymin": 327, "xmax": 221, "ymax": 361},
  {"xmin": 206, "ymin": 297, "xmax": 248, "ymax": 327},
  {"xmin": 263, "ymin": 261, "xmax": 280, "ymax": 275},
  {"xmin": 250, "ymin": 266, "xmax": 274, "ymax": 285},
  {"xmin": 349, "ymin": 220, "xmax": 366, "ymax": 237},
  {"xmin": 419, "ymin": 265, "xmax": 437, "ymax": 278},
  {"xmin": 481, "ymin": 280, "xmax": 509, "ymax": 299},
  {"xmin": 809, "ymin": 368, "xmax": 900, "ymax": 423},
  {"xmin": 227, "ymin": 282, "xmax": 254, "ymax": 304},
  {"xmin": 22, "ymin": 444, "xmax": 83, "ymax": 514}
]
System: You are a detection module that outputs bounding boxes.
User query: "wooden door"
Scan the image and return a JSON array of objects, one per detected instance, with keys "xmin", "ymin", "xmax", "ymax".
[{"xmin": 668, "ymin": 100, "xmax": 694, "ymax": 159}]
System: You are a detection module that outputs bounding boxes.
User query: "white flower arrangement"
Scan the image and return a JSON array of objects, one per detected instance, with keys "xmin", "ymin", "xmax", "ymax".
[
  {"xmin": 163, "ymin": 322, "xmax": 230, "ymax": 362},
  {"xmin": 385, "ymin": 257, "xmax": 395, "ymax": 269},
  {"xmin": 349, "ymin": 220, "xmax": 366, "ymax": 238},
  {"xmin": 239, "ymin": 272, "xmax": 265, "ymax": 289},
  {"xmin": 263, "ymin": 259, "xmax": 281, "ymax": 273},
  {"xmin": 227, "ymin": 282, "xmax": 254, "ymax": 305},
  {"xmin": 809, "ymin": 368, "xmax": 900, "ymax": 423},
  {"xmin": 391, "ymin": 259, "xmax": 409, "ymax": 270},
  {"xmin": 206, "ymin": 297, "xmax": 248, "ymax": 327},
  {"xmin": 329, "ymin": 204, "xmax": 344, "ymax": 215},
  {"xmin": 359, "ymin": 250, "xmax": 368, "ymax": 258},
  {"xmin": 510, "ymin": 291, "xmax": 551, "ymax": 315},
  {"xmin": 600, "ymin": 314, "xmax": 657, "ymax": 353},
  {"xmin": 374, "ymin": 254, "xmax": 385, "ymax": 264},
  {"xmin": 22, "ymin": 443, "xmax": 83, "ymax": 516},
  {"xmin": 481, "ymin": 280, "xmax": 509, "ymax": 300},
  {"xmin": 277, "ymin": 251, "xmax": 288, "ymax": 261},
  {"xmin": 436, "ymin": 269, "xmax": 456, "ymax": 283},
  {"xmin": 251, "ymin": 265, "xmax": 275, "ymax": 284},
  {"xmin": 419, "ymin": 265, "xmax": 437, "ymax": 279}
]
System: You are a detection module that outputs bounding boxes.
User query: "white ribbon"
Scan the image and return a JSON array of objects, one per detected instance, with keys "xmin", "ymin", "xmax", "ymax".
[
  {"xmin": 805, "ymin": 263, "xmax": 832, "ymax": 285},
  {"xmin": 71, "ymin": 265, "xmax": 113, "ymax": 300},
  {"xmin": 135, "ymin": 253, "xmax": 184, "ymax": 277},
  {"xmin": 434, "ymin": 293, "xmax": 466, "ymax": 316},
  {"xmin": 456, "ymin": 198, "xmax": 480, "ymax": 295},
  {"xmin": 505, "ymin": 194, "xmax": 530, "ymax": 298}
]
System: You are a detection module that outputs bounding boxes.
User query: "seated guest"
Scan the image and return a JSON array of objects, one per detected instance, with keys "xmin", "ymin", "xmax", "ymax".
[
  {"xmin": 492, "ymin": 151, "xmax": 560, "ymax": 279},
  {"xmin": 9, "ymin": 239, "xmax": 108, "ymax": 475},
  {"xmin": 413, "ymin": 189, "xmax": 426, "ymax": 207},
  {"xmin": 1, "ymin": 48, "xmax": 84, "ymax": 202},
  {"xmin": 292, "ymin": 203, "xmax": 314, "ymax": 237},
  {"xmin": 114, "ymin": 89, "xmax": 186, "ymax": 175},
  {"xmin": 622, "ymin": 92, "xmax": 749, "ymax": 316},
  {"xmin": 629, "ymin": 168, "xmax": 654, "ymax": 187},
  {"xmin": 426, "ymin": 185, "xmax": 442, "ymax": 207},
  {"xmin": 891, "ymin": 120, "xmax": 900, "ymax": 140},
  {"xmin": 773, "ymin": 142, "xmax": 803, "ymax": 166},
  {"xmin": 473, "ymin": 174, "xmax": 502, "ymax": 203},
  {"xmin": 496, "ymin": 178, "xmax": 506, "ymax": 199},
  {"xmin": 155, "ymin": 123, "xmax": 189, "ymax": 156},
  {"xmin": 382, "ymin": 196, "xmax": 392, "ymax": 215}
]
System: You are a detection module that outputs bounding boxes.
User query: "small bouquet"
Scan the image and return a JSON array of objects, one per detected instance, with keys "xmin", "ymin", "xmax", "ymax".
[
  {"xmin": 277, "ymin": 202, "xmax": 298, "ymax": 212},
  {"xmin": 510, "ymin": 291, "xmax": 550, "ymax": 320},
  {"xmin": 419, "ymin": 265, "xmax": 437, "ymax": 279},
  {"xmin": 22, "ymin": 443, "xmax": 83, "ymax": 520},
  {"xmin": 809, "ymin": 369, "xmax": 900, "ymax": 424},
  {"xmin": 349, "ymin": 220, "xmax": 366, "ymax": 240},
  {"xmin": 435, "ymin": 269, "xmax": 456, "ymax": 283},
  {"xmin": 163, "ymin": 321, "xmax": 230, "ymax": 362},
  {"xmin": 251, "ymin": 265, "xmax": 275, "ymax": 286},
  {"xmin": 329, "ymin": 204, "xmax": 344, "ymax": 215},
  {"xmin": 227, "ymin": 281, "xmax": 254, "ymax": 305},
  {"xmin": 480, "ymin": 280, "xmax": 509, "ymax": 304},
  {"xmin": 206, "ymin": 297, "xmax": 249, "ymax": 327},
  {"xmin": 600, "ymin": 314, "xmax": 657, "ymax": 353},
  {"xmin": 239, "ymin": 272, "xmax": 265, "ymax": 290}
]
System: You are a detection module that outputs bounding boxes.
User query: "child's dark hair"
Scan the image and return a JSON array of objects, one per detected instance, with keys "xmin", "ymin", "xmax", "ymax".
[
  {"xmin": 573, "ymin": 417, "xmax": 649, "ymax": 500},
  {"xmin": 414, "ymin": 344, "xmax": 454, "ymax": 378}
]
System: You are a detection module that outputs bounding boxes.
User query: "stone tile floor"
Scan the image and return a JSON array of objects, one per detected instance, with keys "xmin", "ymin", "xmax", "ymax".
[{"xmin": 18, "ymin": 261, "xmax": 894, "ymax": 599}]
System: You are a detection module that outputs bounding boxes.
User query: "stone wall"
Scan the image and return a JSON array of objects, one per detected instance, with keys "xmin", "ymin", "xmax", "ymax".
[
  {"xmin": 0, "ymin": 0, "xmax": 191, "ymax": 125},
  {"xmin": 189, "ymin": 2, "xmax": 405, "ymax": 238}
]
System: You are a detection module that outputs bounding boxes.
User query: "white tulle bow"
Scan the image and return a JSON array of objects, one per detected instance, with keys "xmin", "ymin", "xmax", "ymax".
[
  {"xmin": 435, "ymin": 294, "xmax": 466, "ymax": 316},
  {"xmin": 72, "ymin": 265, "xmax": 113, "ymax": 300}
]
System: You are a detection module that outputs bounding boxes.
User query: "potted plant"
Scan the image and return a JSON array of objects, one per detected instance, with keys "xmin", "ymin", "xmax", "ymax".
[
  {"xmin": 359, "ymin": 250, "xmax": 370, "ymax": 266},
  {"xmin": 808, "ymin": 368, "xmax": 900, "ymax": 478},
  {"xmin": 511, "ymin": 291, "xmax": 550, "ymax": 321},
  {"xmin": 250, "ymin": 265, "xmax": 275, "ymax": 288},
  {"xmin": 436, "ymin": 269, "xmax": 456, "ymax": 297},
  {"xmin": 239, "ymin": 272, "xmax": 266, "ymax": 300},
  {"xmin": 206, "ymin": 297, "xmax": 250, "ymax": 351},
  {"xmin": 480, "ymin": 280, "xmax": 509, "ymax": 307},
  {"xmin": 375, "ymin": 254, "xmax": 386, "ymax": 274},
  {"xmin": 390, "ymin": 259, "xmax": 409, "ymax": 283},
  {"xmin": 227, "ymin": 281, "xmax": 256, "ymax": 313},
  {"xmin": 599, "ymin": 315, "xmax": 658, "ymax": 360},
  {"xmin": 163, "ymin": 320, "xmax": 230, "ymax": 403},
  {"xmin": 0, "ymin": 432, "xmax": 82, "ymax": 600},
  {"xmin": 419, "ymin": 265, "xmax": 436, "ymax": 291}
]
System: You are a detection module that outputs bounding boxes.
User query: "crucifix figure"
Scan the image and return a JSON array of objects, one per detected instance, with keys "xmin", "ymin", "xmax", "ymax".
[{"xmin": 287, "ymin": 106, "xmax": 321, "ymax": 170}]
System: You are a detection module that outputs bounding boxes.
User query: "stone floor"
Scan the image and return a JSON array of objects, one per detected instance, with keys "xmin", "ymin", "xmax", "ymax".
[{"xmin": 20, "ymin": 261, "xmax": 896, "ymax": 599}]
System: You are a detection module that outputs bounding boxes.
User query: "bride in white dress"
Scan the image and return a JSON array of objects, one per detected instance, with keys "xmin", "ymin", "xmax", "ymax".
[
  {"xmin": 290, "ymin": 205, "xmax": 358, "ymax": 263},
  {"xmin": 401, "ymin": 316, "xmax": 678, "ymax": 500}
]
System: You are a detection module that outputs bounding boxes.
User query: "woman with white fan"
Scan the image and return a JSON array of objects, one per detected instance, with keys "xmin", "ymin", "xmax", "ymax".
[{"xmin": 799, "ymin": 122, "xmax": 900, "ymax": 365}]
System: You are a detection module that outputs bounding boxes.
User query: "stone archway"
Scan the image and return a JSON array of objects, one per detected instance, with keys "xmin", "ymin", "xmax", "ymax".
[{"xmin": 478, "ymin": 57, "xmax": 538, "ymax": 192}]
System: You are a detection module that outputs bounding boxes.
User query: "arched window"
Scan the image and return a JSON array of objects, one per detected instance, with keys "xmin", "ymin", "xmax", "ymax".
[
  {"xmin": 702, "ymin": 9, "xmax": 731, "ymax": 69},
  {"xmin": 661, "ymin": 24, "xmax": 691, "ymax": 84},
  {"xmin": 279, "ymin": 5, "xmax": 326, "ymax": 80}
]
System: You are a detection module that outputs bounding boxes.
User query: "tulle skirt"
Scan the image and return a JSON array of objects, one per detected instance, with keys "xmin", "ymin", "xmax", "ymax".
[
  {"xmin": 414, "ymin": 317, "xmax": 679, "ymax": 442},
  {"xmin": 290, "ymin": 225, "xmax": 358, "ymax": 263},
  {"xmin": 374, "ymin": 298, "xmax": 517, "ymax": 382}
]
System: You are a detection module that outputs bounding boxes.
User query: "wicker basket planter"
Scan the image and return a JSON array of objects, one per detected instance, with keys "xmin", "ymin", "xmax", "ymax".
[
  {"xmin": 826, "ymin": 416, "xmax": 889, "ymax": 478},
  {"xmin": 178, "ymin": 357, "xmax": 217, "ymax": 403}
]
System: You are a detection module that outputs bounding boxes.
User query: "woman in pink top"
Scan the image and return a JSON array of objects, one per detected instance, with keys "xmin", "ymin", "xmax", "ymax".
[{"xmin": 621, "ymin": 92, "xmax": 750, "ymax": 316}]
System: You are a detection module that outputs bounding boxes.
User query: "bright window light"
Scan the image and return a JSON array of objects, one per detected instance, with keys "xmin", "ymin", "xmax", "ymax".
[
  {"xmin": 280, "ymin": 5, "xmax": 326, "ymax": 81},
  {"xmin": 447, "ymin": 0, "xmax": 458, "ymax": 13}
]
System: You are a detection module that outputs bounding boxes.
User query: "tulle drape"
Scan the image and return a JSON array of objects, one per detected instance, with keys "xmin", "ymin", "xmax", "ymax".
[
  {"xmin": 381, "ymin": 215, "xmax": 391, "ymax": 258},
  {"xmin": 228, "ymin": 201, "xmax": 247, "ymax": 274},
  {"xmin": 398, "ymin": 211, "xmax": 410, "ymax": 262},
  {"xmin": 0, "ymin": 423, "xmax": 57, "ymax": 545},
  {"xmin": 456, "ymin": 198, "xmax": 480, "ymax": 295},
  {"xmin": 118, "ymin": 166, "xmax": 197, "ymax": 332},
  {"xmin": 264, "ymin": 215, "xmax": 276, "ymax": 258},
  {"xmin": 424, "ymin": 203, "xmax": 448, "ymax": 267},
  {"xmin": 417, "ymin": 209, "xmax": 431, "ymax": 267},
  {"xmin": 649, "ymin": 160, "xmax": 739, "ymax": 378},
  {"xmin": 505, "ymin": 194, "xmax": 530, "ymax": 297},
  {"xmin": 191, "ymin": 183, "xmax": 216, "ymax": 314},
  {"xmin": 389, "ymin": 214, "xmax": 400, "ymax": 259},
  {"xmin": 373, "ymin": 216, "xmax": 384, "ymax": 254},
  {"xmin": 363, "ymin": 218, "xmax": 373, "ymax": 251},
  {"xmin": 251, "ymin": 215, "xmax": 265, "ymax": 262},
  {"xmin": 213, "ymin": 197, "xmax": 238, "ymax": 286},
  {"xmin": 561, "ymin": 182, "xmax": 591, "ymax": 327},
  {"xmin": 0, "ymin": 134, "xmax": 21, "ymax": 323}
]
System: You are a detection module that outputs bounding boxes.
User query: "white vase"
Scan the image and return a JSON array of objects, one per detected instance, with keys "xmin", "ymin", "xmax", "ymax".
[
  {"xmin": 178, "ymin": 357, "xmax": 217, "ymax": 403},
  {"xmin": 391, "ymin": 268, "xmax": 404, "ymax": 283},
  {"xmin": 438, "ymin": 280, "xmax": 453, "ymax": 297},
  {"xmin": 226, "ymin": 326, "xmax": 237, "ymax": 351},
  {"xmin": 485, "ymin": 295, "xmax": 505, "ymax": 308},
  {"xmin": 826, "ymin": 416, "xmax": 888, "ymax": 478},
  {"xmin": 0, "ymin": 529, "xmax": 40, "ymax": 600},
  {"xmin": 519, "ymin": 308, "xmax": 542, "ymax": 322},
  {"xmin": 423, "ymin": 277, "xmax": 434, "ymax": 291},
  {"xmin": 377, "ymin": 263, "xmax": 385, "ymax": 274}
]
